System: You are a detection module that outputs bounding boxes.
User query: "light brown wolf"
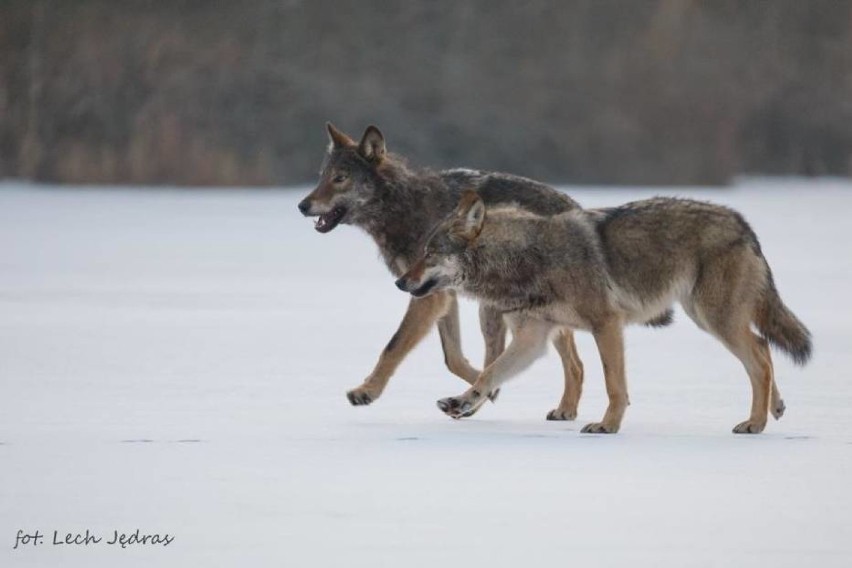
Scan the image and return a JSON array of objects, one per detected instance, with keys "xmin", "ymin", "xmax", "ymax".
[{"xmin": 396, "ymin": 192, "xmax": 812, "ymax": 433}]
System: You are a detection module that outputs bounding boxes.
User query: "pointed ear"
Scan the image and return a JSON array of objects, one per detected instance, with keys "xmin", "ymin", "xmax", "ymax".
[
  {"xmin": 358, "ymin": 125, "xmax": 386, "ymax": 162},
  {"xmin": 326, "ymin": 122, "xmax": 355, "ymax": 149},
  {"xmin": 453, "ymin": 190, "xmax": 486, "ymax": 240}
]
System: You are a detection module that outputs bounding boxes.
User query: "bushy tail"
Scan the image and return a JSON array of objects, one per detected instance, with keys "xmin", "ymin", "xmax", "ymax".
[{"xmin": 754, "ymin": 275, "xmax": 812, "ymax": 366}]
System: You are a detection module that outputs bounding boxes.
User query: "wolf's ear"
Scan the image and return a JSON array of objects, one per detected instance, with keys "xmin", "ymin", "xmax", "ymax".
[
  {"xmin": 453, "ymin": 190, "xmax": 486, "ymax": 240},
  {"xmin": 326, "ymin": 122, "xmax": 355, "ymax": 149},
  {"xmin": 358, "ymin": 125, "xmax": 386, "ymax": 163}
]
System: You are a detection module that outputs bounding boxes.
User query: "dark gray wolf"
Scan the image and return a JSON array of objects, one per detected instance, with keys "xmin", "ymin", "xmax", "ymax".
[
  {"xmin": 298, "ymin": 123, "xmax": 593, "ymax": 418},
  {"xmin": 396, "ymin": 191, "xmax": 812, "ymax": 434}
]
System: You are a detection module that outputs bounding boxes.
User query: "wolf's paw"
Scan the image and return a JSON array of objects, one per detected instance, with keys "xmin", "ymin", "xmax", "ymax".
[
  {"xmin": 437, "ymin": 390, "xmax": 485, "ymax": 419},
  {"xmin": 346, "ymin": 386, "xmax": 378, "ymax": 406},
  {"xmin": 546, "ymin": 408, "xmax": 577, "ymax": 421},
  {"xmin": 488, "ymin": 388, "xmax": 501, "ymax": 403},
  {"xmin": 771, "ymin": 399, "xmax": 786, "ymax": 420},
  {"xmin": 436, "ymin": 397, "xmax": 472, "ymax": 419},
  {"xmin": 732, "ymin": 419, "xmax": 766, "ymax": 434},
  {"xmin": 580, "ymin": 421, "xmax": 619, "ymax": 434}
]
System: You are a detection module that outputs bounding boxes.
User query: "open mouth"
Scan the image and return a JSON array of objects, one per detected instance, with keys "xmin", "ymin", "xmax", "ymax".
[
  {"xmin": 411, "ymin": 278, "xmax": 439, "ymax": 297},
  {"xmin": 314, "ymin": 206, "xmax": 346, "ymax": 233}
]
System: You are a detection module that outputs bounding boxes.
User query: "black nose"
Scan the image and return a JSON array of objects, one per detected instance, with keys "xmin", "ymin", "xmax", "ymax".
[
  {"xmin": 395, "ymin": 278, "xmax": 408, "ymax": 291},
  {"xmin": 297, "ymin": 200, "xmax": 310, "ymax": 215}
]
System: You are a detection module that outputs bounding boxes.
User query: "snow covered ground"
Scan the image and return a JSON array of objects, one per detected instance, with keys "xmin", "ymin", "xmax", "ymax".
[{"xmin": 1, "ymin": 179, "xmax": 850, "ymax": 567}]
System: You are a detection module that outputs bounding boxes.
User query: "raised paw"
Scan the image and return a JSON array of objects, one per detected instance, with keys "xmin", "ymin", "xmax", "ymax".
[
  {"xmin": 437, "ymin": 390, "xmax": 485, "ymax": 419},
  {"xmin": 771, "ymin": 399, "xmax": 786, "ymax": 420},
  {"xmin": 346, "ymin": 387, "xmax": 377, "ymax": 406},
  {"xmin": 732, "ymin": 420, "xmax": 766, "ymax": 434},
  {"xmin": 437, "ymin": 396, "xmax": 472, "ymax": 419},
  {"xmin": 580, "ymin": 421, "xmax": 619, "ymax": 434},
  {"xmin": 488, "ymin": 388, "xmax": 501, "ymax": 403},
  {"xmin": 546, "ymin": 408, "xmax": 577, "ymax": 421}
]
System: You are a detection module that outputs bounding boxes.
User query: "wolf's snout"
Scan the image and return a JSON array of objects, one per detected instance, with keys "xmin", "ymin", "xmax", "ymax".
[
  {"xmin": 297, "ymin": 199, "xmax": 311, "ymax": 215},
  {"xmin": 395, "ymin": 277, "xmax": 410, "ymax": 291}
]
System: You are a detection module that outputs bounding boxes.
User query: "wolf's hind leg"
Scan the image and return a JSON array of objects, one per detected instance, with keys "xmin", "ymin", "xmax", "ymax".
[
  {"xmin": 547, "ymin": 329, "xmax": 584, "ymax": 421},
  {"xmin": 347, "ymin": 292, "xmax": 451, "ymax": 406},
  {"xmin": 687, "ymin": 247, "xmax": 773, "ymax": 433},
  {"xmin": 437, "ymin": 317, "xmax": 551, "ymax": 419},
  {"xmin": 724, "ymin": 330, "xmax": 774, "ymax": 433},
  {"xmin": 684, "ymin": 301, "xmax": 776, "ymax": 430},
  {"xmin": 770, "ymin": 377, "xmax": 786, "ymax": 420},
  {"xmin": 758, "ymin": 337, "xmax": 786, "ymax": 419}
]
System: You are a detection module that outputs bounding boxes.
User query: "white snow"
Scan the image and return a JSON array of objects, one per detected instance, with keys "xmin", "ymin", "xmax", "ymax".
[{"xmin": 1, "ymin": 179, "xmax": 851, "ymax": 567}]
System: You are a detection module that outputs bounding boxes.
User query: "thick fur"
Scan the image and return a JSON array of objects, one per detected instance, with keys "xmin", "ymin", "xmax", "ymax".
[
  {"xmin": 592, "ymin": 198, "xmax": 811, "ymax": 364},
  {"xmin": 398, "ymin": 194, "xmax": 812, "ymax": 434},
  {"xmin": 754, "ymin": 275, "xmax": 813, "ymax": 365},
  {"xmin": 299, "ymin": 124, "xmax": 598, "ymax": 418}
]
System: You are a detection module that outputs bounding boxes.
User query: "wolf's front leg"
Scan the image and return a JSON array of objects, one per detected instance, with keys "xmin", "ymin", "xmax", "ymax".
[
  {"xmin": 477, "ymin": 304, "xmax": 509, "ymax": 403},
  {"xmin": 436, "ymin": 293, "xmax": 483, "ymax": 386},
  {"xmin": 581, "ymin": 318, "xmax": 628, "ymax": 434},
  {"xmin": 347, "ymin": 292, "xmax": 451, "ymax": 406},
  {"xmin": 437, "ymin": 317, "xmax": 552, "ymax": 419}
]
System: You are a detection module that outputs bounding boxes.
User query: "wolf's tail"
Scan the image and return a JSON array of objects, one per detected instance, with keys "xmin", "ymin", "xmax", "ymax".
[{"xmin": 754, "ymin": 273, "xmax": 812, "ymax": 366}]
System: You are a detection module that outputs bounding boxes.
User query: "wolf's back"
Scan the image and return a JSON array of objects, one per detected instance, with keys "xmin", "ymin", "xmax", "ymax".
[{"xmin": 442, "ymin": 170, "xmax": 579, "ymax": 216}]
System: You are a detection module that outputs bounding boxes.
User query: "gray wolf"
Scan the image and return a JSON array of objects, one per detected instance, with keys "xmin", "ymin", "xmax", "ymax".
[
  {"xmin": 298, "ymin": 123, "xmax": 598, "ymax": 419},
  {"xmin": 396, "ymin": 191, "xmax": 812, "ymax": 433}
]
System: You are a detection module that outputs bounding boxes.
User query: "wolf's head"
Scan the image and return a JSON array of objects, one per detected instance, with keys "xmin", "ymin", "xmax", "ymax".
[
  {"xmin": 395, "ymin": 191, "xmax": 485, "ymax": 297},
  {"xmin": 297, "ymin": 123, "xmax": 389, "ymax": 233}
]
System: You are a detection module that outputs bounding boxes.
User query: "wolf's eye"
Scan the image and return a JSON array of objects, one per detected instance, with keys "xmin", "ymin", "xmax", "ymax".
[{"xmin": 332, "ymin": 174, "xmax": 348, "ymax": 184}]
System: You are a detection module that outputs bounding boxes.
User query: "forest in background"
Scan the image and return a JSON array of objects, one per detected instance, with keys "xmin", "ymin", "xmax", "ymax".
[{"xmin": 1, "ymin": 0, "xmax": 850, "ymax": 186}]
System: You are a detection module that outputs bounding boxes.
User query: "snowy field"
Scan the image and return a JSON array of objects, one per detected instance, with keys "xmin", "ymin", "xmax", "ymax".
[{"xmin": 1, "ymin": 179, "xmax": 851, "ymax": 567}]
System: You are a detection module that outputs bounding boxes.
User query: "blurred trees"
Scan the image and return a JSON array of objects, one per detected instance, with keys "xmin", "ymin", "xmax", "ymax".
[{"xmin": 1, "ymin": 0, "xmax": 850, "ymax": 186}]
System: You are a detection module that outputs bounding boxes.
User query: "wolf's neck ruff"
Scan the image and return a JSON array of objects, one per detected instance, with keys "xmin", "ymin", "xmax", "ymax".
[{"xmin": 353, "ymin": 162, "xmax": 461, "ymax": 276}]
